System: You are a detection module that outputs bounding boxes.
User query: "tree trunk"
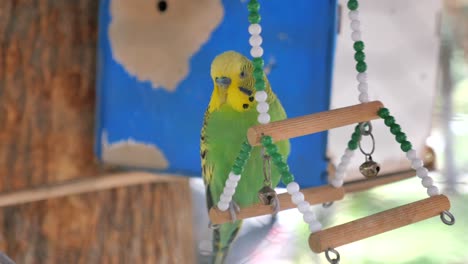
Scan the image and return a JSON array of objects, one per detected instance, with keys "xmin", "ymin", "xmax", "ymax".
[{"xmin": 0, "ymin": 1, "xmax": 194, "ymax": 263}]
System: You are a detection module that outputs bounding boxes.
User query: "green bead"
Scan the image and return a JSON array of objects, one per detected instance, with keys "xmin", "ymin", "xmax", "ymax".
[
  {"xmin": 276, "ymin": 162, "xmax": 289, "ymax": 173},
  {"xmin": 248, "ymin": 12, "xmax": 261, "ymax": 24},
  {"xmin": 255, "ymin": 79, "xmax": 265, "ymax": 90},
  {"xmin": 354, "ymin": 51, "xmax": 365, "ymax": 62},
  {"xmin": 395, "ymin": 132, "xmax": 407, "ymax": 143},
  {"xmin": 401, "ymin": 141, "xmax": 412, "ymax": 152},
  {"xmin": 351, "ymin": 132, "xmax": 361, "ymax": 142},
  {"xmin": 377, "ymin": 107, "xmax": 390, "ymax": 118},
  {"xmin": 384, "ymin": 116, "xmax": 395, "ymax": 126},
  {"xmin": 261, "ymin": 136, "xmax": 273, "ymax": 146},
  {"xmin": 253, "ymin": 58, "xmax": 264, "ymax": 69},
  {"xmin": 271, "ymin": 152, "xmax": 283, "ymax": 164},
  {"xmin": 266, "ymin": 143, "xmax": 278, "ymax": 155},
  {"xmin": 347, "ymin": 0, "xmax": 359, "ymax": 10},
  {"xmin": 234, "ymin": 157, "xmax": 245, "ymax": 168},
  {"xmin": 241, "ymin": 141, "xmax": 252, "ymax": 152},
  {"xmin": 390, "ymin": 124, "xmax": 401, "ymax": 135},
  {"xmin": 281, "ymin": 172, "xmax": 294, "ymax": 185},
  {"xmin": 356, "ymin": 61, "xmax": 367, "ymax": 73},
  {"xmin": 348, "ymin": 140, "xmax": 358, "ymax": 150},
  {"xmin": 354, "ymin": 125, "xmax": 361, "ymax": 134},
  {"xmin": 238, "ymin": 150, "xmax": 250, "ymax": 161},
  {"xmin": 353, "ymin": 41, "xmax": 365, "ymax": 51},
  {"xmin": 248, "ymin": 1, "xmax": 260, "ymax": 12},
  {"xmin": 253, "ymin": 68, "xmax": 264, "ymax": 79},
  {"xmin": 232, "ymin": 165, "xmax": 243, "ymax": 175}
]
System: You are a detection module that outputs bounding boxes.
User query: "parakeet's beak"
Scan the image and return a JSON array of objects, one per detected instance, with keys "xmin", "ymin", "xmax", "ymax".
[{"xmin": 215, "ymin": 76, "xmax": 231, "ymax": 89}]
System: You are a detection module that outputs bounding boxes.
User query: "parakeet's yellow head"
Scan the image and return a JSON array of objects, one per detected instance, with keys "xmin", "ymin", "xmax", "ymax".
[{"xmin": 209, "ymin": 51, "xmax": 262, "ymax": 113}]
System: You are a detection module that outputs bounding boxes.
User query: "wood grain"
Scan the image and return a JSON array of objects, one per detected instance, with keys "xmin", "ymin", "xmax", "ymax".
[
  {"xmin": 209, "ymin": 186, "xmax": 344, "ymax": 224},
  {"xmin": 0, "ymin": 1, "xmax": 194, "ymax": 263},
  {"xmin": 247, "ymin": 101, "xmax": 384, "ymax": 146},
  {"xmin": 308, "ymin": 195, "xmax": 451, "ymax": 253}
]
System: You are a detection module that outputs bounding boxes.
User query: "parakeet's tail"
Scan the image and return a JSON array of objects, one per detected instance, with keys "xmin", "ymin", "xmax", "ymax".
[{"xmin": 211, "ymin": 221, "xmax": 242, "ymax": 264}]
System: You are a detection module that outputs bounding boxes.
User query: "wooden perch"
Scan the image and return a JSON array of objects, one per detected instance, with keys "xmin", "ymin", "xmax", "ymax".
[
  {"xmin": 247, "ymin": 101, "xmax": 384, "ymax": 146},
  {"xmin": 0, "ymin": 172, "xmax": 185, "ymax": 207},
  {"xmin": 209, "ymin": 185, "xmax": 345, "ymax": 225},
  {"xmin": 308, "ymin": 195, "xmax": 450, "ymax": 253}
]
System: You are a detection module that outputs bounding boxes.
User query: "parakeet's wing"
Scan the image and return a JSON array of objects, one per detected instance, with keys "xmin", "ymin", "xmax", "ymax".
[{"xmin": 201, "ymin": 109, "xmax": 215, "ymax": 212}]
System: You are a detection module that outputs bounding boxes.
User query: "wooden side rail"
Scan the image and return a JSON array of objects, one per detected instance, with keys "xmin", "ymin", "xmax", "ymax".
[
  {"xmin": 209, "ymin": 185, "xmax": 345, "ymax": 224},
  {"xmin": 343, "ymin": 169, "xmax": 416, "ymax": 194},
  {"xmin": 247, "ymin": 101, "xmax": 384, "ymax": 146},
  {"xmin": 308, "ymin": 195, "xmax": 451, "ymax": 253}
]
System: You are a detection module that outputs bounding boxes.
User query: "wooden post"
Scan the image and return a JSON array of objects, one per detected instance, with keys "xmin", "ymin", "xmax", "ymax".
[
  {"xmin": 0, "ymin": 1, "xmax": 194, "ymax": 263},
  {"xmin": 308, "ymin": 195, "xmax": 451, "ymax": 253},
  {"xmin": 209, "ymin": 186, "xmax": 345, "ymax": 224},
  {"xmin": 247, "ymin": 101, "xmax": 384, "ymax": 146}
]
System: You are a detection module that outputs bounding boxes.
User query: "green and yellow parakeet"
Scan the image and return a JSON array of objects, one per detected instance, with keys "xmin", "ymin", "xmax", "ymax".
[{"xmin": 201, "ymin": 51, "xmax": 290, "ymax": 263}]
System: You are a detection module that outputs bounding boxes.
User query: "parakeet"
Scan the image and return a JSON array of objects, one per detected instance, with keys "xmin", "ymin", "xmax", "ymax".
[{"xmin": 201, "ymin": 51, "xmax": 290, "ymax": 263}]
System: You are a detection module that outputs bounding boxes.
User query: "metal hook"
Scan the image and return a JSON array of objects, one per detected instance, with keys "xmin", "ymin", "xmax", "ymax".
[
  {"xmin": 440, "ymin": 210, "xmax": 455, "ymax": 225},
  {"xmin": 358, "ymin": 131, "xmax": 376, "ymax": 156},
  {"xmin": 325, "ymin": 248, "xmax": 340, "ymax": 264},
  {"xmin": 359, "ymin": 122, "xmax": 373, "ymax": 136},
  {"xmin": 322, "ymin": 201, "xmax": 334, "ymax": 208},
  {"xmin": 261, "ymin": 147, "xmax": 272, "ymax": 187},
  {"xmin": 208, "ymin": 222, "xmax": 220, "ymax": 230}
]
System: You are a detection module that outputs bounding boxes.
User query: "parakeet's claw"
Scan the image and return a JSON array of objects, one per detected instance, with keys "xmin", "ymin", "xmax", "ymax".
[
  {"xmin": 228, "ymin": 201, "xmax": 240, "ymax": 223},
  {"xmin": 270, "ymin": 195, "xmax": 280, "ymax": 215},
  {"xmin": 208, "ymin": 221, "xmax": 220, "ymax": 230}
]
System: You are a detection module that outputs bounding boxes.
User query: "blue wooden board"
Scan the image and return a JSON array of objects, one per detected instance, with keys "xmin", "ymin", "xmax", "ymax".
[{"xmin": 95, "ymin": 0, "xmax": 338, "ymax": 188}]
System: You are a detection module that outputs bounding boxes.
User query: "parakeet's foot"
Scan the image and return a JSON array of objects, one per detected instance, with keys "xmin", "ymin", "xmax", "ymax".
[
  {"xmin": 228, "ymin": 201, "xmax": 240, "ymax": 223},
  {"xmin": 270, "ymin": 195, "xmax": 280, "ymax": 215}
]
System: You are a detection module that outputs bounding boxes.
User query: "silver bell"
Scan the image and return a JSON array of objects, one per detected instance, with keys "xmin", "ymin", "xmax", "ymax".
[
  {"xmin": 359, "ymin": 155, "xmax": 380, "ymax": 178},
  {"xmin": 258, "ymin": 186, "xmax": 277, "ymax": 205}
]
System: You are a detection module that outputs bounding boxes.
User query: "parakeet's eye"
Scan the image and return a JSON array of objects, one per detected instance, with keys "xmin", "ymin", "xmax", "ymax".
[
  {"xmin": 157, "ymin": 1, "xmax": 168, "ymax": 12},
  {"xmin": 240, "ymin": 71, "xmax": 246, "ymax": 78}
]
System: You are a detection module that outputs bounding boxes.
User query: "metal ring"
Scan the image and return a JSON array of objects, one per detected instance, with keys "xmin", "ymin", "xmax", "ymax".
[
  {"xmin": 358, "ymin": 132, "xmax": 376, "ymax": 156},
  {"xmin": 359, "ymin": 122, "xmax": 373, "ymax": 136},
  {"xmin": 440, "ymin": 210, "xmax": 455, "ymax": 225},
  {"xmin": 322, "ymin": 201, "xmax": 334, "ymax": 208},
  {"xmin": 325, "ymin": 248, "xmax": 340, "ymax": 264},
  {"xmin": 208, "ymin": 222, "xmax": 220, "ymax": 230}
]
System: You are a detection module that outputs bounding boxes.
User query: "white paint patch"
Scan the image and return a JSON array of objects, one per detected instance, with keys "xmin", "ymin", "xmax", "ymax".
[
  {"xmin": 109, "ymin": 0, "xmax": 224, "ymax": 91},
  {"xmin": 101, "ymin": 132, "xmax": 169, "ymax": 169}
]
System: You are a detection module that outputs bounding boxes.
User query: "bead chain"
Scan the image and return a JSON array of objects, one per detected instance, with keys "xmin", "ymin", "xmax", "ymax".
[{"xmin": 330, "ymin": 0, "xmax": 370, "ymax": 188}]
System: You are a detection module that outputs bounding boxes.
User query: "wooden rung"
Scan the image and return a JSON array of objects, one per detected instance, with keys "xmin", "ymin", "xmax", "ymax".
[
  {"xmin": 308, "ymin": 195, "xmax": 450, "ymax": 253},
  {"xmin": 209, "ymin": 185, "xmax": 345, "ymax": 225},
  {"xmin": 343, "ymin": 169, "xmax": 416, "ymax": 194},
  {"xmin": 247, "ymin": 101, "xmax": 384, "ymax": 146}
]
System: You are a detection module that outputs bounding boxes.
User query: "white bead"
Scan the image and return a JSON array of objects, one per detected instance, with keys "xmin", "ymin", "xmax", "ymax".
[
  {"xmin": 255, "ymin": 91, "xmax": 268, "ymax": 102},
  {"xmin": 351, "ymin": 31, "xmax": 362, "ymax": 41},
  {"xmin": 427, "ymin": 185, "xmax": 439, "ymax": 196},
  {"xmin": 249, "ymin": 35, "xmax": 263, "ymax": 47},
  {"xmin": 340, "ymin": 155, "xmax": 351, "ymax": 164},
  {"xmin": 256, "ymin": 101, "xmax": 269, "ymax": 113},
  {"xmin": 406, "ymin": 149, "xmax": 417, "ymax": 160},
  {"xmin": 345, "ymin": 148, "xmax": 355, "ymax": 158},
  {"xmin": 225, "ymin": 179, "xmax": 238, "ymax": 189},
  {"xmin": 411, "ymin": 158, "xmax": 424, "ymax": 170},
  {"xmin": 334, "ymin": 171, "xmax": 345, "ymax": 181},
  {"xmin": 228, "ymin": 172, "xmax": 241, "ymax": 182},
  {"xmin": 336, "ymin": 163, "xmax": 347, "ymax": 173},
  {"xmin": 357, "ymin": 72, "xmax": 368, "ymax": 82},
  {"xmin": 250, "ymin": 46, "xmax": 264, "ymax": 58},
  {"xmin": 217, "ymin": 201, "xmax": 229, "ymax": 211},
  {"xmin": 358, "ymin": 82, "xmax": 368, "ymax": 93},
  {"xmin": 297, "ymin": 201, "xmax": 311, "ymax": 214},
  {"xmin": 421, "ymin": 176, "xmax": 434, "ymax": 188},
  {"xmin": 350, "ymin": 20, "xmax": 361, "ymax": 31},
  {"xmin": 248, "ymin": 24, "xmax": 262, "ymax": 35},
  {"xmin": 291, "ymin": 192, "xmax": 305, "ymax": 205},
  {"xmin": 416, "ymin": 167, "xmax": 429, "ymax": 178},
  {"xmin": 257, "ymin": 113, "xmax": 271, "ymax": 124},
  {"xmin": 287, "ymin": 182, "xmax": 300, "ymax": 194},
  {"xmin": 303, "ymin": 211, "xmax": 317, "ymax": 223},
  {"xmin": 223, "ymin": 187, "xmax": 235, "ymax": 196},
  {"xmin": 330, "ymin": 178, "xmax": 343, "ymax": 188},
  {"xmin": 359, "ymin": 92, "xmax": 369, "ymax": 103},
  {"xmin": 220, "ymin": 194, "xmax": 232, "ymax": 203},
  {"xmin": 348, "ymin": 10, "xmax": 359, "ymax": 20},
  {"xmin": 309, "ymin": 221, "xmax": 322, "ymax": 233}
]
